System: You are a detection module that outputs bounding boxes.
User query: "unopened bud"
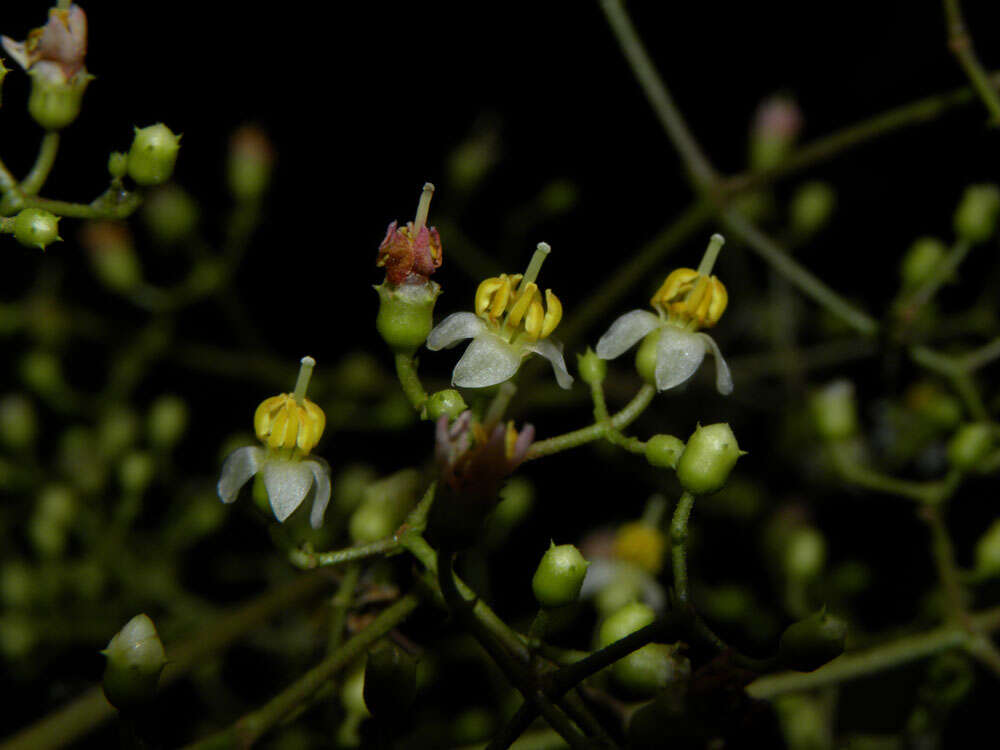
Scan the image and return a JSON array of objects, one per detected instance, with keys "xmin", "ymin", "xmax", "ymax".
[
  {"xmin": 147, "ymin": 395, "xmax": 188, "ymax": 448},
  {"xmin": 127, "ymin": 124, "xmax": 181, "ymax": 186},
  {"xmin": 954, "ymin": 184, "xmax": 1000, "ymax": 243},
  {"xmin": 778, "ymin": 609, "xmax": 847, "ymax": 672},
  {"xmin": 0, "ymin": 394, "xmax": 38, "ymax": 449},
  {"xmin": 900, "ymin": 237, "xmax": 946, "ymax": 289},
  {"xmin": 790, "ymin": 181, "xmax": 836, "ymax": 237},
  {"xmin": 532, "ymin": 542, "xmax": 589, "ymax": 608},
  {"xmin": 102, "ymin": 614, "xmax": 166, "ymax": 709},
  {"xmin": 810, "ymin": 380, "xmax": 858, "ymax": 441},
  {"xmin": 13, "ymin": 208, "xmax": 61, "ymax": 251},
  {"xmin": 80, "ymin": 221, "xmax": 142, "ymax": 292},
  {"xmin": 577, "ymin": 347, "xmax": 607, "ymax": 386},
  {"xmin": 645, "ymin": 434, "xmax": 685, "ymax": 469},
  {"xmin": 142, "ymin": 185, "xmax": 199, "ymax": 243},
  {"xmin": 227, "ymin": 125, "xmax": 274, "ymax": 201},
  {"xmin": 676, "ymin": 423, "xmax": 744, "ymax": 495},
  {"xmin": 947, "ymin": 422, "xmax": 994, "ymax": 472},
  {"xmin": 426, "ymin": 389, "xmax": 467, "ymax": 420}
]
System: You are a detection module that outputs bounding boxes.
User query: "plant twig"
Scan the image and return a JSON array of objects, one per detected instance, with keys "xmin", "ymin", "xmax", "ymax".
[{"xmin": 942, "ymin": 0, "xmax": 1000, "ymax": 124}]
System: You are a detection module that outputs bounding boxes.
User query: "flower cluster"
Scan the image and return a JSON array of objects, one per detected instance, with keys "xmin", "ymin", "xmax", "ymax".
[
  {"xmin": 217, "ymin": 357, "xmax": 332, "ymax": 529},
  {"xmin": 427, "ymin": 242, "xmax": 573, "ymax": 389}
]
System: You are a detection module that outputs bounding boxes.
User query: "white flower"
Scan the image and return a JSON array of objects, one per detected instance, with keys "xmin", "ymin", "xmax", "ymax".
[
  {"xmin": 595, "ymin": 243, "xmax": 733, "ymax": 395},
  {"xmin": 427, "ymin": 311, "xmax": 572, "ymax": 389},
  {"xmin": 426, "ymin": 243, "xmax": 573, "ymax": 390},
  {"xmin": 216, "ymin": 356, "xmax": 332, "ymax": 529},
  {"xmin": 595, "ymin": 309, "xmax": 732, "ymax": 395},
  {"xmin": 218, "ymin": 446, "xmax": 331, "ymax": 529}
]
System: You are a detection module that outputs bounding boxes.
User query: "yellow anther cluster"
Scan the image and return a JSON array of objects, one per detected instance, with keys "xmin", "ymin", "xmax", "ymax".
[
  {"xmin": 474, "ymin": 273, "xmax": 563, "ymax": 340},
  {"xmin": 254, "ymin": 394, "xmax": 326, "ymax": 455},
  {"xmin": 650, "ymin": 267, "xmax": 728, "ymax": 329},
  {"xmin": 613, "ymin": 521, "xmax": 667, "ymax": 574}
]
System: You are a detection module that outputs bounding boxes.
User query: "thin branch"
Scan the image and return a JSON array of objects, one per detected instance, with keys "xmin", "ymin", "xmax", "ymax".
[{"xmin": 942, "ymin": 0, "xmax": 1000, "ymax": 124}]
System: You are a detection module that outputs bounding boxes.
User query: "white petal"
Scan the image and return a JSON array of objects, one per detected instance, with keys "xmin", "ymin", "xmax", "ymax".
[
  {"xmin": 595, "ymin": 310, "xmax": 661, "ymax": 360},
  {"xmin": 699, "ymin": 333, "xmax": 733, "ymax": 395},
  {"xmin": 426, "ymin": 312, "xmax": 488, "ymax": 351},
  {"xmin": 217, "ymin": 446, "xmax": 263, "ymax": 504},
  {"xmin": 525, "ymin": 338, "xmax": 574, "ymax": 389},
  {"xmin": 655, "ymin": 326, "xmax": 707, "ymax": 392},
  {"xmin": 452, "ymin": 333, "xmax": 522, "ymax": 388},
  {"xmin": 261, "ymin": 459, "xmax": 314, "ymax": 522},
  {"xmin": 307, "ymin": 458, "xmax": 332, "ymax": 529}
]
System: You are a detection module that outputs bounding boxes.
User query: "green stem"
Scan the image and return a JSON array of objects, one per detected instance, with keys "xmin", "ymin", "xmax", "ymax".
[
  {"xmin": 670, "ymin": 491, "xmax": 696, "ymax": 606},
  {"xmin": 527, "ymin": 384, "xmax": 655, "ymax": 460},
  {"xmin": 961, "ymin": 336, "xmax": 1000, "ymax": 371},
  {"xmin": 598, "ymin": 0, "xmax": 717, "ymax": 190},
  {"xmin": 327, "ymin": 565, "xmax": 360, "ymax": 654},
  {"xmin": 0, "ymin": 157, "xmax": 18, "ymax": 196},
  {"xmin": 21, "ymin": 133, "xmax": 61, "ymax": 196},
  {"xmin": 0, "ymin": 572, "xmax": 334, "ymax": 750},
  {"xmin": 942, "ymin": 0, "xmax": 1000, "ymax": 124},
  {"xmin": 727, "ymin": 76, "xmax": 998, "ymax": 195},
  {"xmin": 747, "ymin": 606, "xmax": 1000, "ymax": 699},
  {"xmin": 181, "ymin": 593, "xmax": 420, "ymax": 750},
  {"xmin": 829, "ymin": 441, "xmax": 959, "ymax": 503},
  {"xmin": 288, "ymin": 537, "xmax": 399, "ymax": 569},
  {"xmin": 402, "ymin": 534, "xmax": 531, "ymax": 663},
  {"xmin": 900, "ymin": 238, "xmax": 974, "ymax": 317},
  {"xmin": 721, "ymin": 208, "xmax": 878, "ymax": 336},
  {"xmin": 394, "ymin": 352, "xmax": 429, "ymax": 413},
  {"xmin": 911, "ymin": 346, "xmax": 987, "ymax": 420},
  {"xmin": 922, "ymin": 504, "xmax": 969, "ymax": 626}
]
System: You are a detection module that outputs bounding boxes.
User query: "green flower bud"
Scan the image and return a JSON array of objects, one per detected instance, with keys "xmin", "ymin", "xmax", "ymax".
[
  {"xmin": 676, "ymin": 423, "xmax": 744, "ymax": 495},
  {"xmin": 577, "ymin": 347, "xmax": 607, "ymax": 386},
  {"xmin": 363, "ymin": 643, "xmax": 418, "ymax": 718},
  {"xmin": 954, "ymin": 184, "xmax": 1000, "ymax": 243},
  {"xmin": 635, "ymin": 330, "xmax": 660, "ymax": 385},
  {"xmin": 340, "ymin": 661, "xmax": 370, "ymax": 717},
  {"xmin": 147, "ymin": 395, "xmax": 188, "ymax": 449},
  {"xmin": 645, "ymin": 434, "xmax": 685, "ymax": 469},
  {"xmin": 947, "ymin": 422, "xmax": 994, "ymax": 471},
  {"xmin": 20, "ymin": 350, "xmax": 62, "ymax": 396},
  {"xmin": 809, "ymin": 380, "xmax": 858, "ymax": 441},
  {"xmin": 142, "ymin": 185, "xmax": 199, "ymax": 244},
  {"xmin": 749, "ymin": 95, "xmax": 802, "ymax": 171},
  {"xmin": 107, "ymin": 152, "xmax": 128, "ymax": 179},
  {"xmin": 119, "ymin": 451, "xmax": 154, "ymax": 494},
  {"xmin": 98, "ymin": 406, "xmax": 139, "ymax": 458},
  {"xmin": 598, "ymin": 602, "xmax": 656, "ymax": 649},
  {"xmin": 974, "ymin": 519, "xmax": 1000, "ymax": 578},
  {"xmin": 0, "ymin": 616, "xmax": 36, "ymax": 659},
  {"xmin": 27, "ymin": 69, "xmax": 92, "ymax": 131},
  {"xmin": 0, "ymin": 394, "xmax": 38, "ymax": 449},
  {"xmin": 80, "ymin": 222, "xmax": 142, "ymax": 292},
  {"xmin": 127, "ymin": 124, "xmax": 181, "ymax": 186},
  {"xmin": 426, "ymin": 389, "xmax": 468, "ymax": 420},
  {"xmin": 778, "ymin": 609, "xmax": 847, "ymax": 672},
  {"xmin": 13, "ymin": 208, "xmax": 61, "ymax": 251},
  {"xmin": 375, "ymin": 281, "xmax": 441, "ymax": 354},
  {"xmin": 349, "ymin": 469, "xmax": 421, "ymax": 543},
  {"xmin": 784, "ymin": 526, "xmax": 826, "ymax": 581},
  {"xmin": 900, "ymin": 237, "xmax": 946, "ymax": 289},
  {"xmin": 102, "ymin": 614, "xmax": 166, "ymax": 710},
  {"xmin": 597, "ymin": 603, "xmax": 682, "ymax": 696},
  {"xmin": 532, "ymin": 542, "xmax": 589, "ymax": 608},
  {"xmin": 612, "ymin": 642, "xmax": 691, "ymax": 697},
  {"xmin": 789, "ymin": 181, "xmax": 836, "ymax": 237},
  {"xmin": 227, "ymin": 125, "xmax": 274, "ymax": 201}
]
